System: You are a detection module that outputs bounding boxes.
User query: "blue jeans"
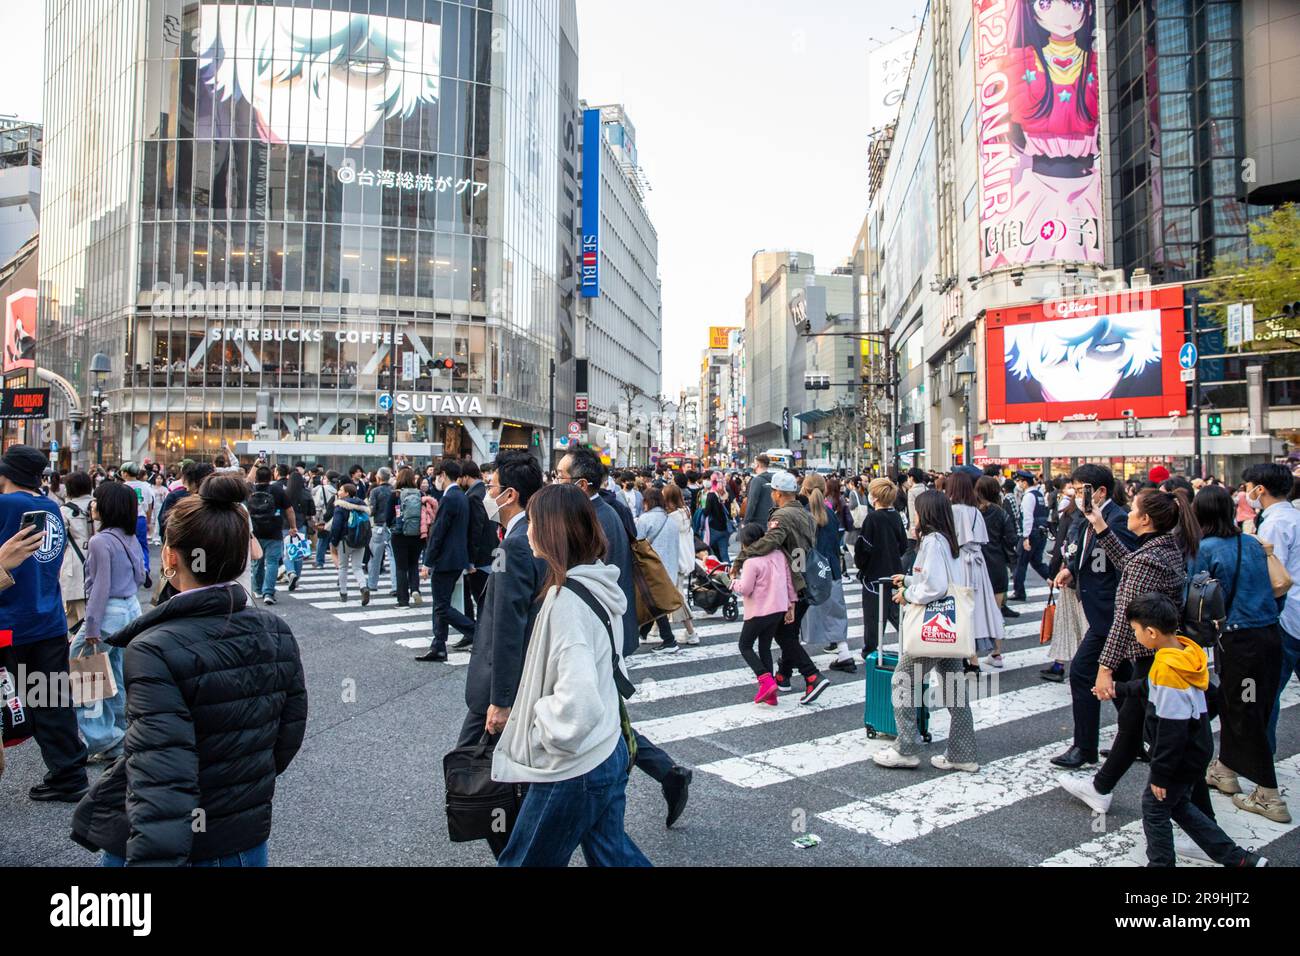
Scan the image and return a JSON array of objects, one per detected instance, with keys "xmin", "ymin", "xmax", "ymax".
[
  {"xmin": 135, "ymin": 515, "xmax": 150, "ymax": 574},
  {"xmin": 498, "ymin": 738, "xmax": 651, "ymax": 867},
  {"xmin": 315, "ymin": 531, "xmax": 330, "ymax": 568},
  {"xmin": 102, "ymin": 840, "xmax": 269, "ymax": 868},
  {"xmin": 1269, "ymin": 625, "xmax": 1300, "ymax": 753},
  {"xmin": 252, "ymin": 537, "xmax": 284, "ymax": 598},
  {"xmin": 368, "ymin": 525, "xmax": 393, "ymax": 592},
  {"xmin": 70, "ymin": 596, "xmax": 138, "ymax": 755}
]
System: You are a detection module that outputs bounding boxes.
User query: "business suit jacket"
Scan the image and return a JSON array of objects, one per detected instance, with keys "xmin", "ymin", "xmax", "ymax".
[
  {"xmin": 592, "ymin": 492, "xmax": 640, "ymax": 657},
  {"xmin": 464, "ymin": 480, "xmax": 498, "ymax": 567},
  {"xmin": 464, "ymin": 516, "xmax": 546, "ymax": 715},
  {"xmin": 744, "ymin": 472, "xmax": 774, "ymax": 526},
  {"xmin": 1065, "ymin": 499, "xmax": 1136, "ymax": 634},
  {"xmin": 425, "ymin": 484, "xmax": 470, "ymax": 572}
]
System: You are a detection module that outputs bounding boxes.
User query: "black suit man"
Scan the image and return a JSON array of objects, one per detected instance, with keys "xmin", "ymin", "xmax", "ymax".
[
  {"xmin": 461, "ymin": 461, "xmax": 497, "ymax": 626},
  {"xmin": 418, "ymin": 460, "xmax": 475, "ymax": 661},
  {"xmin": 1050, "ymin": 465, "xmax": 1137, "ymax": 768},
  {"xmin": 557, "ymin": 448, "xmax": 694, "ymax": 829}
]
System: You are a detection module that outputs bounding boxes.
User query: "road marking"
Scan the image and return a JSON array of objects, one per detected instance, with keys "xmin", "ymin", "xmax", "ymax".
[{"xmin": 1042, "ymin": 748, "xmax": 1300, "ymax": 867}]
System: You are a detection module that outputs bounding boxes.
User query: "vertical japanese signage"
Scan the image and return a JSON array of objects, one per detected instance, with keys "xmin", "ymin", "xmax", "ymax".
[
  {"xmin": 580, "ymin": 108, "xmax": 602, "ymax": 297},
  {"xmin": 972, "ymin": 0, "xmax": 1104, "ymax": 271}
]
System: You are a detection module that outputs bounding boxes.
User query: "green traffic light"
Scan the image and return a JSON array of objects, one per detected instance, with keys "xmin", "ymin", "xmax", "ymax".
[{"xmin": 1208, "ymin": 414, "xmax": 1223, "ymax": 437}]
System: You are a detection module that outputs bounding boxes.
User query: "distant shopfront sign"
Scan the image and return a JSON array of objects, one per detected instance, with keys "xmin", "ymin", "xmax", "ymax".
[
  {"xmin": 386, "ymin": 392, "xmax": 485, "ymax": 416},
  {"xmin": 0, "ymin": 387, "xmax": 50, "ymax": 420}
]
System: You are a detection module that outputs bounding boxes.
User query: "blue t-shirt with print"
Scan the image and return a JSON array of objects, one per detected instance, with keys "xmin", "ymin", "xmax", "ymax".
[{"xmin": 0, "ymin": 491, "xmax": 68, "ymax": 645}]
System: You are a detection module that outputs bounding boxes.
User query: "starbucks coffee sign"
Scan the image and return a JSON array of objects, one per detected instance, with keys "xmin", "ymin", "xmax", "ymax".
[{"xmin": 387, "ymin": 392, "xmax": 485, "ymax": 416}]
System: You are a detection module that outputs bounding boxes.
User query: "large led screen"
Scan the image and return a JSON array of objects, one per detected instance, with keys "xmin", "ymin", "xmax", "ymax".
[
  {"xmin": 984, "ymin": 286, "xmax": 1188, "ymax": 424},
  {"xmin": 198, "ymin": 4, "xmax": 441, "ymax": 148}
]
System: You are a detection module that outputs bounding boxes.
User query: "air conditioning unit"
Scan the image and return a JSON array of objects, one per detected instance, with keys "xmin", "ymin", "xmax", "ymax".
[
  {"xmin": 1097, "ymin": 268, "xmax": 1127, "ymax": 292},
  {"xmin": 1130, "ymin": 268, "xmax": 1152, "ymax": 290}
]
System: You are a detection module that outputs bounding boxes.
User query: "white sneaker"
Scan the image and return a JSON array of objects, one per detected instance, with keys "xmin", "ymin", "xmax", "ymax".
[
  {"xmin": 983, "ymin": 655, "xmax": 1004, "ymax": 670},
  {"xmin": 682, "ymin": 632, "xmax": 701, "ymax": 646},
  {"xmin": 931, "ymin": 754, "xmax": 980, "ymax": 773},
  {"xmin": 873, "ymin": 747, "xmax": 921, "ymax": 769},
  {"xmin": 1174, "ymin": 831, "xmax": 1214, "ymax": 864},
  {"xmin": 654, "ymin": 643, "xmax": 680, "ymax": 655},
  {"xmin": 1059, "ymin": 774, "xmax": 1113, "ymax": 814}
]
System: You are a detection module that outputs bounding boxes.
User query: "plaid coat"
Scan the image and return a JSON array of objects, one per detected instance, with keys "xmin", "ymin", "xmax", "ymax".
[{"xmin": 1099, "ymin": 530, "xmax": 1187, "ymax": 671}]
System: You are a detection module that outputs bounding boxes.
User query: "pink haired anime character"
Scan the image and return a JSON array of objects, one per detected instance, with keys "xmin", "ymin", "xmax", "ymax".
[{"xmin": 998, "ymin": 0, "xmax": 1103, "ymax": 264}]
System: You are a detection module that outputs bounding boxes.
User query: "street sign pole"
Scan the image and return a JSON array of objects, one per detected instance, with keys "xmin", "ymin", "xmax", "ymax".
[{"xmin": 1190, "ymin": 297, "xmax": 1203, "ymax": 479}]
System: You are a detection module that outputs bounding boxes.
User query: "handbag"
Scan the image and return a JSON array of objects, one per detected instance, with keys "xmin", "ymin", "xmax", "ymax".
[
  {"xmin": 901, "ymin": 585, "xmax": 976, "ymax": 659},
  {"xmin": 1039, "ymin": 586, "xmax": 1056, "ymax": 646},
  {"xmin": 1254, "ymin": 537, "xmax": 1293, "ymax": 598},
  {"xmin": 442, "ymin": 732, "xmax": 526, "ymax": 844},
  {"xmin": 1, "ymin": 643, "xmax": 32, "ymax": 747},
  {"xmin": 68, "ymin": 645, "xmax": 118, "ymax": 707},
  {"xmin": 630, "ymin": 534, "xmax": 685, "ymax": 627}
]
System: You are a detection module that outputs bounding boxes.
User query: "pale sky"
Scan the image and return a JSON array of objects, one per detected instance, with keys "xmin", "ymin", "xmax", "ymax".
[
  {"xmin": 0, "ymin": 1, "xmax": 925, "ymax": 397},
  {"xmin": 579, "ymin": 0, "xmax": 923, "ymax": 394}
]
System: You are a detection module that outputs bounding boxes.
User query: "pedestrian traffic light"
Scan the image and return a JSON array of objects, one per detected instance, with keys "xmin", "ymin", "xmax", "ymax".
[
  {"xmin": 365, "ymin": 423, "xmax": 377, "ymax": 444},
  {"xmin": 1208, "ymin": 413, "xmax": 1223, "ymax": 437}
]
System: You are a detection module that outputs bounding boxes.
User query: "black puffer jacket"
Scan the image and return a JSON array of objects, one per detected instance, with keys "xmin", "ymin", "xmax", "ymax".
[{"xmin": 71, "ymin": 585, "xmax": 307, "ymax": 865}]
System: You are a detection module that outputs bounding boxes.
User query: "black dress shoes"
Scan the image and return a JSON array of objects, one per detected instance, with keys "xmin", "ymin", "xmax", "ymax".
[
  {"xmin": 663, "ymin": 766, "xmax": 693, "ymax": 829},
  {"xmin": 29, "ymin": 782, "xmax": 89, "ymax": 803},
  {"xmin": 452, "ymin": 636, "xmax": 474, "ymax": 650},
  {"xmin": 1050, "ymin": 746, "xmax": 1099, "ymax": 768},
  {"xmin": 415, "ymin": 649, "xmax": 448, "ymax": 663},
  {"xmin": 1000, "ymin": 605, "xmax": 1021, "ymax": 619}
]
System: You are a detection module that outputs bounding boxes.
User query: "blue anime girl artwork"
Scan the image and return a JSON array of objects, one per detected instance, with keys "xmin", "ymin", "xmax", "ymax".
[
  {"xmin": 1004, "ymin": 311, "xmax": 1163, "ymax": 405},
  {"xmin": 197, "ymin": 4, "xmax": 441, "ymax": 148}
]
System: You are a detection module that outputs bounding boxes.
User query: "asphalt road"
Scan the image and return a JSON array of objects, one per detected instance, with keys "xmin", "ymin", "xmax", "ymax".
[{"xmin": 3, "ymin": 550, "xmax": 1298, "ymax": 868}]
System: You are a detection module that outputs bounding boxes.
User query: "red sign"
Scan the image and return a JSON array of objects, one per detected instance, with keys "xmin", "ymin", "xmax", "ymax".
[
  {"xmin": 575, "ymin": 396, "xmax": 589, "ymax": 413},
  {"xmin": 984, "ymin": 286, "xmax": 1187, "ymax": 425},
  {"xmin": 0, "ymin": 387, "xmax": 51, "ymax": 420}
]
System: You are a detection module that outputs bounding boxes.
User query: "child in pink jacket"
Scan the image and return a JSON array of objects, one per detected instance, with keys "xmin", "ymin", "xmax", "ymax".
[{"xmin": 731, "ymin": 523, "xmax": 797, "ymax": 705}]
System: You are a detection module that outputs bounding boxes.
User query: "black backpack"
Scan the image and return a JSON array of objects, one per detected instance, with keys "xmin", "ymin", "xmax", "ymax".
[
  {"xmin": 248, "ymin": 487, "xmax": 280, "ymax": 539},
  {"xmin": 1183, "ymin": 537, "xmax": 1238, "ymax": 648}
]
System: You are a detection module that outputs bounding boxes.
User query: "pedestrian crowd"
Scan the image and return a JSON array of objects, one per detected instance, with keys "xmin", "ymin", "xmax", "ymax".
[{"xmin": 3, "ymin": 441, "xmax": 1298, "ymax": 868}]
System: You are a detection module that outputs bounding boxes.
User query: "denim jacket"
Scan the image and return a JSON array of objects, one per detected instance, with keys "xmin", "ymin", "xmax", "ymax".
[{"xmin": 1189, "ymin": 534, "xmax": 1279, "ymax": 632}]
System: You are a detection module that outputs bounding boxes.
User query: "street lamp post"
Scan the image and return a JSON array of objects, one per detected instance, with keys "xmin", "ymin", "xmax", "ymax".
[{"xmin": 89, "ymin": 352, "xmax": 112, "ymax": 468}]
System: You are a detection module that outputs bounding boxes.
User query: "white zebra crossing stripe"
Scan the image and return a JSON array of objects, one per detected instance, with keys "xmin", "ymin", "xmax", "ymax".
[
  {"xmin": 629, "ymin": 655, "xmax": 836, "ymax": 703},
  {"xmin": 1042, "ymin": 749, "xmax": 1300, "ymax": 867},
  {"xmin": 817, "ymin": 685, "xmax": 1300, "ymax": 847},
  {"xmin": 697, "ymin": 647, "xmax": 1068, "ymax": 788},
  {"xmin": 632, "ymin": 681, "xmax": 867, "ymax": 743}
]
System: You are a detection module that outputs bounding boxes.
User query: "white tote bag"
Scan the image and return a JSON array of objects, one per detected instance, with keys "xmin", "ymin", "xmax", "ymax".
[{"xmin": 901, "ymin": 585, "xmax": 976, "ymax": 659}]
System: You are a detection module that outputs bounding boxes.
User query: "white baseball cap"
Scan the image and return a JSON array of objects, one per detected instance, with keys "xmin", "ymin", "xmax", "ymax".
[{"xmin": 771, "ymin": 470, "xmax": 798, "ymax": 493}]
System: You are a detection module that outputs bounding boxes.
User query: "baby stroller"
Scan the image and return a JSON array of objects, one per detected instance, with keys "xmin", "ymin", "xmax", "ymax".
[{"xmin": 688, "ymin": 563, "xmax": 739, "ymax": 622}]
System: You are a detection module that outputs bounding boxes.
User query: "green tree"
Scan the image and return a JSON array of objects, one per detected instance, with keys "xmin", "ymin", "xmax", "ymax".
[{"xmin": 1202, "ymin": 203, "xmax": 1300, "ymax": 332}]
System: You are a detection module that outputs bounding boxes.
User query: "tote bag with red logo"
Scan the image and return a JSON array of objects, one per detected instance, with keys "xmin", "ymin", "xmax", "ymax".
[{"xmin": 901, "ymin": 586, "xmax": 975, "ymax": 659}]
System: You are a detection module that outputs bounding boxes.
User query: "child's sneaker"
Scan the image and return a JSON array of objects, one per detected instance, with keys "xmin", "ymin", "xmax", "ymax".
[
  {"xmin": 754, "ymin": 674, "xmax": 778, "ymax": 707},
  {"xmin": 1239, "ymin": 850, "xmax": 1268, "ymax": 867}
]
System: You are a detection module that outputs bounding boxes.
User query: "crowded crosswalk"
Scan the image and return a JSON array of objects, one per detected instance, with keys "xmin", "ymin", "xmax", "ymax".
[{"xmin": 274, "ymin": 562, "xmax": 1300, "ymax": 866}]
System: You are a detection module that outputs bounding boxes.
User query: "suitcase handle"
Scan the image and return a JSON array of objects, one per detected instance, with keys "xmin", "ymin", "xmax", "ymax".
[{"xmin": 873, "ymin": 577, "xmax": 898, "ymax": 674}]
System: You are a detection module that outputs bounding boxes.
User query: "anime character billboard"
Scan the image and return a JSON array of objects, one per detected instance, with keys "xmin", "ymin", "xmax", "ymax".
[
  {"xmin": 3, "ymin": 290, "xmax": 36, "ymax": 374},
  {"xmin": 197, "ymin": 4, "xmax": 441, "ymax": 148},
  {"xmin": 972, "ymin": 0, "xmax": 1103, "ymax": 270},
  {"xmin": 984, "ymin": 286, "xmax": 1188, "ymax": 424}
]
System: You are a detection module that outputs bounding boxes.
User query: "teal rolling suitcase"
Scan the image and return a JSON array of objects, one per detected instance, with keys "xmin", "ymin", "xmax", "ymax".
[{"xmin": 863, "ymin": 578, "xmax": 931, "ymax": 742}]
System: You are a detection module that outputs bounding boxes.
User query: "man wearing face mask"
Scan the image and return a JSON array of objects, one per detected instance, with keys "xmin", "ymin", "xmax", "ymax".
[
  {"xmin": 1244, "ymin": 463, "xmax": 1300, "ymax": 753},
  {"xmin": 459, "ymin": 461, "xmax": 498, "ymax": 628},
  {"xmin": 417, "ymin": 460, "xmax": 475, "ymax": 662}
]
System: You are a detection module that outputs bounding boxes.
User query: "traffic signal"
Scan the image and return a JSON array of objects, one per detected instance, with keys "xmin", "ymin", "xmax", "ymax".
[
  {"xmin": 364, "ymin": 423, "xmax": 377, "ymax": 444},
  {"xmin": 1282, "ymin": 302, "xmax": 1300, "ymax": 319},
  {"xmin": 432, "ymin": 356, "xmax": 456, "ymax": 371},
  {"xmin": 1208, "ymin": 413, "xmax": 1223, "ymax": 437}
]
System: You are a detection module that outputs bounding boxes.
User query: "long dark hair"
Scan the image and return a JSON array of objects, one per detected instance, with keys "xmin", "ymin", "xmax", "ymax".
[
  {"xmin": 1021, "ymin": 0, "xmax": 1096, "ymax": 125},
  {"xmin": 1134, "ymin": 488, "xmax": 1200, "ymax": 558},
  {"xmin": 527, "ymin": 483, "xmax": 608, "ymax": 594},
  {"xmin": 915, "ymin": 490, "xmax": 960, "ymax": 558},
  {"xmin": 1193, "ymin": 485, "xmax": 1240, "ymax": 540},
  {"xmin": 944, "ymin": 470, "xmax": 978, "ymax": 508}
]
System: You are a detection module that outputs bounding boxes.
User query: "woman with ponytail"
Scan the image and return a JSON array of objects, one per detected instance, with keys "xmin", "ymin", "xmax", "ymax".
[
  {"xmin": 71, "ymin": 474, "xmax": 308, "ymax": 867},
  {"xmin": 1060, "ymin": 486, "xmax": 1201, "ymax": 821},
  {"xmin": 801, "ymin": 473, "xmax": 854, "ymax": 672}
]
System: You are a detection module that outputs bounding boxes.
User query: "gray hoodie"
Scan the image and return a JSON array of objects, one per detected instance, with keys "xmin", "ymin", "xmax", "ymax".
[{"xmin": 492, "ymin": 561, "xmax": 629, "ymax": 784}]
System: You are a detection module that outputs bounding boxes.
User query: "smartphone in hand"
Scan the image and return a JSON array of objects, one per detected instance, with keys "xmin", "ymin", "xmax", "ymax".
[
  {"xmin": 19, "ymin": 511, "xmax": 48, "ymax": 535},
  {"xmin": 1081, "ymin": 485, "xmax": 1094, "ymax": 515}
]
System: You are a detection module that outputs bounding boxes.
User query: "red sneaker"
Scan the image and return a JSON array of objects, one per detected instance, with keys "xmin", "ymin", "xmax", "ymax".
[
  {"xmin": 754, "ymin": 673, "xmax": 779, "ymax": 706},
  {"xmin": 800, "ymin": 673, "xmax": 831, "ymax": 706}
]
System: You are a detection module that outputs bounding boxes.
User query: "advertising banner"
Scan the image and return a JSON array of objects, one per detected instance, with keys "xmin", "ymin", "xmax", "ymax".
[
  {"xmin": 709, "ymin": 327, "xmax": 737, "ymax": 350},
  {"xmin": 984, "ymin": 286, "xmax": 1187, "ymax": 424},
  {"xmin": 3, "ymin": 289, "xmax": 36, "ymax": 373},
  {"xmin": 972, "ymin": 0, "xmax": 1103, "ymax": 270},
  {"xmin": 866, "ymin": 31, "xmax": 918, "ymax": 134},
  {"xmin": 580, "ymin": 108, "xmax": 602, "ymax": 298},
  {"xmin": 0, "ymin": 387, "xmax": 50, "ymax": 420}
]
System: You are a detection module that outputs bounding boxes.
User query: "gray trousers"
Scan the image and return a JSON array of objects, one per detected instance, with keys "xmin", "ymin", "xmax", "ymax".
[{"xmin": 891, "ymin": 653, "xmax": 977, "ymax": 763}]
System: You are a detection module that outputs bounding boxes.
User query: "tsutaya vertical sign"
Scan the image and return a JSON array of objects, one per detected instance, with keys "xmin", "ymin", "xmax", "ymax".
[
  {"xmin": 972, "ymin": 0, "xmax": 1104, "ymax": 271},
  {"xmin": 580, "ymin": 108, "xmax": 601, "ymax": 297}
]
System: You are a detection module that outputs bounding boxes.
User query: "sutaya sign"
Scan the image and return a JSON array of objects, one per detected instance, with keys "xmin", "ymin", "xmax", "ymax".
[{"xmin": 388, "ymin": 393, "xmax": 484, "ymax": 416}]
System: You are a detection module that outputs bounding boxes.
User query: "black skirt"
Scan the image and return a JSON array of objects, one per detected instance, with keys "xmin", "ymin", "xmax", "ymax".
[{"xmin": 1217, "ymin": 625, "xmax": 1283, "ymax": 787}]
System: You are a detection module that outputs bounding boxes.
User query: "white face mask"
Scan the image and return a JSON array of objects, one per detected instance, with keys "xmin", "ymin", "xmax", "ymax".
[
  {"xmin": 483, "ymin": 489, "xmax": 508, "ymax": 524},
  {"xmin": 1249, "ymin": 488, "xmax": 1264, "ymax": 511}
]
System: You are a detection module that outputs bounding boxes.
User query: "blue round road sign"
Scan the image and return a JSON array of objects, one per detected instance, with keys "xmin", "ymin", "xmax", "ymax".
[
  {"xmin": 379, "ymin": 394, "xmax": 394, "ymax": 411},
  {"xmin": 1179, "ymin": 343, "xmax": 1198, "ymax": 370}
]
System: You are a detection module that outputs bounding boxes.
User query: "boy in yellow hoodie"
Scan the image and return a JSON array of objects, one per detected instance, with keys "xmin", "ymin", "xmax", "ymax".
[{"xmin": 1120, "ymin": 594, "xmax": 1267, "ymax": 867}]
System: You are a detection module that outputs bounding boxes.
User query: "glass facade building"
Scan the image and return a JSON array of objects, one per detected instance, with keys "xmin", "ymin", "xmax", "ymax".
[{"xmin": 38, "ymin": 0, "xmax": 580, "ymax": 466}]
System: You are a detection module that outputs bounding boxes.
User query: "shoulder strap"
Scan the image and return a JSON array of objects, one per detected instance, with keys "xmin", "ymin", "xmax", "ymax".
[{"xmin": 564, "ymin": 579, "xmax": 636, "ymax": 700}]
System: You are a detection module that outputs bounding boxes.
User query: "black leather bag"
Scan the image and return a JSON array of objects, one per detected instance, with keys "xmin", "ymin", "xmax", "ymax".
[{"xmin": 443, "ymin": 732, "xmax": 526, "ymax": 844}]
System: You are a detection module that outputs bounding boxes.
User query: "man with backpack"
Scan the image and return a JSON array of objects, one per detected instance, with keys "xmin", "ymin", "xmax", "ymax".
[
  {"xmin": 392, "ymin": 467, "xmax": 426, "ymax": 607},
  {"xmin": 248, "ymin": 466, "xmax": 296, "ymax": 606},
  {"xmin": 367, "ymin": 467, "xmax": 397, "ymax": 597},
  {"xmin": 1011, "ymin": 469, "xmax": 1051, "ymax": 603}
]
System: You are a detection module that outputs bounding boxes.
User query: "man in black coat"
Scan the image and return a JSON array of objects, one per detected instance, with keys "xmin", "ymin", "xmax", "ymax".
[
  {"xmin": 557, "ymin": 448, "xmax": 694, "ymax": 829},
  {"xmin": 1050, "ymin": 464, "xmax": 1137, "ymax": 768},
  {"xmin": 418, "ymin": 460, "xmax": 475, "ymax": 661},
  {"xmin": 460, "ymin": 460, "xmax": 498, "ymax": 626},
  {"xmin": 743, "ymin": 454, "xmax": 775, "ymax": 527}
]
